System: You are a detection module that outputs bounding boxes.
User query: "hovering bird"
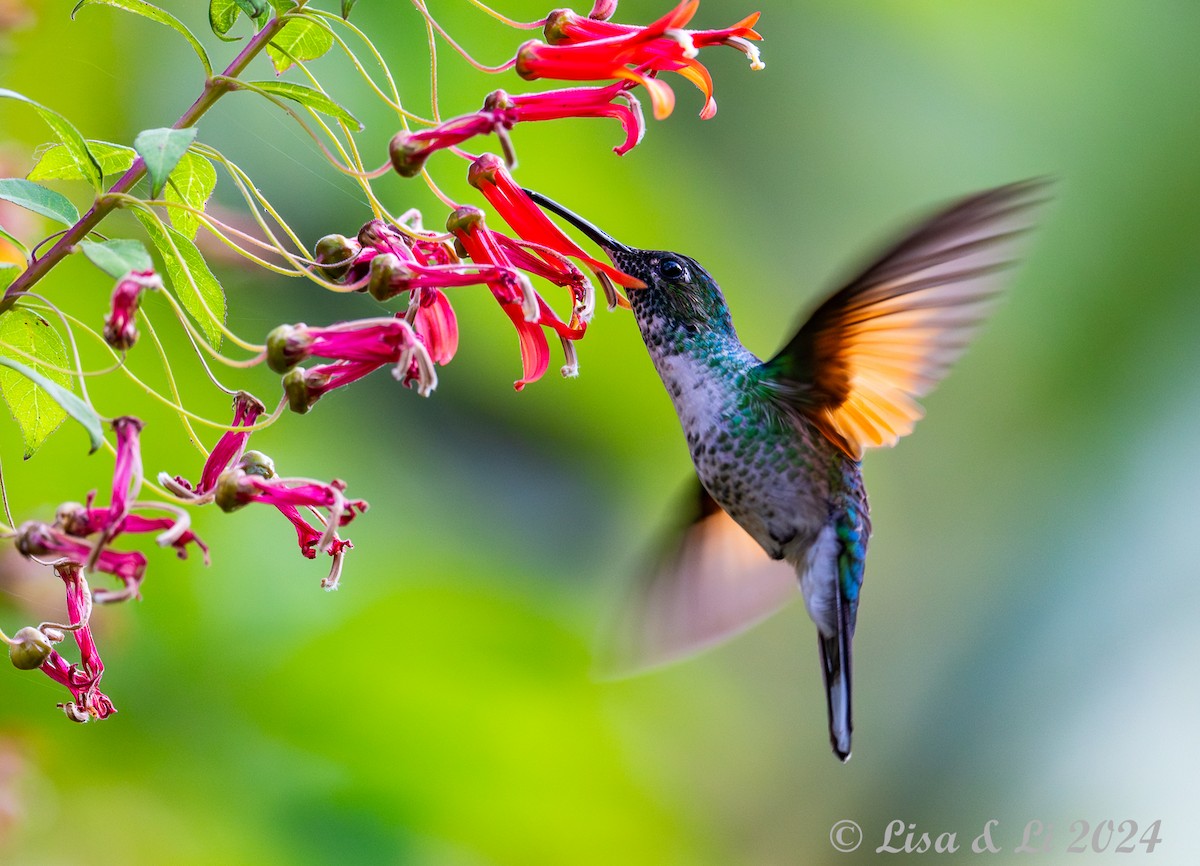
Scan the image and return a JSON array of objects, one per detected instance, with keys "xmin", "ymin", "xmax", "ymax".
[{"xmin": 526, "ymin": 181, "xmax": 1045, "ymax": 761}]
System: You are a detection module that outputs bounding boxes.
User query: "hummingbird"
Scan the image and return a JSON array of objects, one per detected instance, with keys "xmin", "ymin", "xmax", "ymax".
[{"xmin": 525, "ymin": 181, "xmax": 1045, "ymax": 761}]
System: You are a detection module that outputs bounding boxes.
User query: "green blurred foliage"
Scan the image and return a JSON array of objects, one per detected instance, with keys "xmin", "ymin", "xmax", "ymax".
[{"xmin": 2, "ymin": 1, "xmax": 1200, "ymax": 863}]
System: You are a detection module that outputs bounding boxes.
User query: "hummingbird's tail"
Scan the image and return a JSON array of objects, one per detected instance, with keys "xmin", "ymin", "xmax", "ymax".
[{"xmin": 819, "ymin": 596, "xmax": 854, "ymax": 762}]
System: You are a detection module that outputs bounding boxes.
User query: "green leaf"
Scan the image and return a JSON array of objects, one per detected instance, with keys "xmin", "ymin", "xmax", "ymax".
[
  {"xmin": 267, "ymin": 15, "xmax": 333, "ymax": 74},
  {"xmin": 72, "ymin": 0, "xmax": 212, "ymax": 77},
  {"xmin": 164, "ymin": 151, "xmax": 217, "ymax": 240},
  {"xmin": 340, "ymin": 0, "xmax": 358, "ymax": 19},
  {"xmin": 134, "ymin": 127, "xmax": 198, "ymax": 199},
  {"xmin": 246, "ymin": 80, "xmax": 362, "ymax": 130},
  {"xmin": 0, "ymin": 89, "xmax": 103, "ymax": 191},
  {"xmin": 133, "ymin": 210, "xmax": 226, "ymax": 347},
  {"xmin": 28, "ymin": 140, "xmax": 136, "ymax": 182},
  {"xmin": 0, "ymin": 309, "xmax": 100, "ymax": 456},
  {"xmin": 79, "ymin": 239, "xmax": 154, "ymax": 279},
  {"xmin": 0, "ymin": 178, "xmax": 80, "ymax": 226},
  {"xmin": 0, "ymin": 264, "xmax": 17, "ymax": 292},
  {"xmin": 0, "ymin": 226, "xmax": 28, "ymax": 259},
  {"xmin": 209, "ymin": 0, "xmax": 241, "ymax": 39},
  {"xmin": 238, "ymin": 0, "xmax": 269, "ymax": 15}
]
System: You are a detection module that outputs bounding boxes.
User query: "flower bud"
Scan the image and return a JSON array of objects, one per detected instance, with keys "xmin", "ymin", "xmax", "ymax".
[
  {"xmin": 282, "ymin": 367, "xmax": 316, "ymax": 415},
  {"xmin": 14, "ymin": 521, "xmax": 51, "ymax": 558},
  {"xmin": 214, "ymin": 469, "xmax": 248, "ymax": 513},
  {"xmin": 543, "ymin": 9, "xmax": 577, "ymax": 44},
  {"xmin": 266, "ymin": 324, "xmax": 313, "ymax": 374},
  {"xmin": 445, "ymin": 205, "xmax": 484, "ymax": 236},
  {"xmin": 466, "ymin": 154, "xmax": 503, "ymax": 190},
  {"xmin": 55, "ymin": 501, "xmax": 90, "ymax": 536},
  {"xmin": 238, "ymin": 450, "xmax": 276, "ymax": 480},
  {"xmin": 388, "ymin": 131, "xmax": 428, "ymax": 178},
  {"xmin": 8, "ymin": 626, "xmax": 53, "ymax": 670},
  {"xmin": 313, "ymin": 234, "xmax": 360, "ymax": 281},
  {"xmin": 367, "ymin": 253, "xmax": 407, "ymax": 302},
  {"xmin": 60, "ymin": 702, "xmax": 90, "ymax": 723}
]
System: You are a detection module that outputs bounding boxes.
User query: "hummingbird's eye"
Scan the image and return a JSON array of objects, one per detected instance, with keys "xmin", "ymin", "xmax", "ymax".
[{"xmin": 658, "ymin": 259, "xmax": 687, "ymax": 282}]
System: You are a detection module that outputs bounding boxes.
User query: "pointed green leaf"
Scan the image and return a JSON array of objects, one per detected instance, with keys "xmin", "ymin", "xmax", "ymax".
[
  {"xmin": 0, "ymin": 226, "xmax": 28, "ymax": 259},
  {"xmin": 28, "ymin": 140, "xmax": 137, "ymax": 182},
  {"xmin": 134, "ymin": 127, "xmax": 198, "ymax": 199},
  {"xmin": 79, "ymin": 239, "xmax": 154, "ymax": 279},
  {"xmin": 246, "ymin": 80, "xmax": 362, "ymax": 130},
  {"xmin": 0, "ymin": 89, "xmax": 103, "ymax": 191},
  {"xmin": 267, "ymin": 15, "xmax": 333, "ymax": 74},
  {"xmin": 0, "ymin": 264, "xmax": 18, "ymax": 292},
  {"xmin": 0, "ymin": 308, "xmax": 100, "ymax": 456},
  {"xmin": 209, "ymin": 0, "xmax": 242, "ymax": 39},
  {"xmin": 133, "ymin": 210, "xmax": 226, "ymax": 347},
  {"xmin": 0, "ymin": 178, "xmax": 80, "ymax": 226},
  {"xmin": 72, "ymin": 0, "xmax": 212, "ymax": 77},
  {"xmin": 340, "ymin": 0, "xmax": 358, "ymax": 20},
  {"xmin": 164, "ymin": 151, "xmax": 217, "ymax": 240}
]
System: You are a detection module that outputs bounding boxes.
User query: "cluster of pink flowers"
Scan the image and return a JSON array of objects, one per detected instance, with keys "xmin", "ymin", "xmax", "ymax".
[
  {"xmin": 8, "ymin": 399, "xmax": 367, "ymax": 719},
  {"xmin": 3, "ymin": 0, "xmax": 763, "ymax": 723}
]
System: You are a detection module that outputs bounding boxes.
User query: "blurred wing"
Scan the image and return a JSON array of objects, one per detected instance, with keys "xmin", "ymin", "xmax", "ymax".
[
  {"xmin": 598, "ymin": 482, "xmax": 798, "ymax": 678},
  {"xmin": 761, "ymin": 179, "xmax": 1048, "ymax": 459}
]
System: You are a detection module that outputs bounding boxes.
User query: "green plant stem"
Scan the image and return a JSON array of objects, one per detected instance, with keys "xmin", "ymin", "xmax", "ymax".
[{"xmin": 0, "ymin": 13, "xmax": 294, "ymax": 315}]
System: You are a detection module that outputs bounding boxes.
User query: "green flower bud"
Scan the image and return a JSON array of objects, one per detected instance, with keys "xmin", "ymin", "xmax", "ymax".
[
  {"xmin": 266, "ymin": 324, "xmax": 311, "ymax": 374},
  {"xmin": 314, "ymin": 234, "xmax": 358, "ymax": 281},
  {"xmin": 282, "ymin": 367, "xmax": 314, "ymax": 415},
  {"xmin": 8, "ymin": 626, "xmax": 53, "ymax": 670},
  {"xmin": 238, "ymin": 450, "xmax": 276, "ymax": 480},
  {"xmin": 389, "ymin": 131, "xmax": 428, "ymax": 178}
]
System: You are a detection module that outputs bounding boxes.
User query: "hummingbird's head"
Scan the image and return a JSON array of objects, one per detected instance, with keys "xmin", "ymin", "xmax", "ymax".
[{"xmin": 523, "ymin": 189, "xmax": 733, "ymax": 335}]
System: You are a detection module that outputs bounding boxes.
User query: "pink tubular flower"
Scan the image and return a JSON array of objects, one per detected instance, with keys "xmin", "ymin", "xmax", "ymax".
[
  {"xmin": 197, "ymin": 392, "xmax": 264, "ymax": 495},
  {"xmin": 14, "ymin": 417, "xmax": 204, "ymax": 603},
  {"xmin": 516, "ymin": 1, "xmax": 764, "ymax": 120},
  {"xmin": 102, "ymin": 270, "xmax": 160, "ymax": 351},
  {"xmin": 214, "ymin": 454, "xmax": 366, "ymax": 590},
  {"xmin": 268, "ymin": 317, "xmax": 438, "ymax": 410},
  {"xmin": 37, "ymin": 563, "xmax": 115, "ymax": 721}
]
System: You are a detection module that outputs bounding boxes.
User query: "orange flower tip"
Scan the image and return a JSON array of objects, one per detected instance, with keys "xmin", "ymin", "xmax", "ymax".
[
  {"xmin": 445, "ymin": 205, "xmax": 485, "ymax": 235},
  {"xmin": 514, "ymin": 41, "xmax": 544, "ymax": 80},
  {"xmin": 466, "ymin": 154, "xmax": 503, "ymax": 189},
  {"xmin": 388, "ymin": 131, "xmax": 428, "ymax": 178}
]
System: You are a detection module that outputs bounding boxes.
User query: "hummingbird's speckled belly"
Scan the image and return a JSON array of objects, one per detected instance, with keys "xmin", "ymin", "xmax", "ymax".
[{"xmin": 657, "ymin": 351, "xmax": 845, "ymax": 560}]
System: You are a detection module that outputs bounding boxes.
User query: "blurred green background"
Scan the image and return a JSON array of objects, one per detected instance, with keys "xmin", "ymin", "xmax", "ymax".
[{"xmin": 2, "ymin": 0, "xmax": 1200, "ymax": 863}]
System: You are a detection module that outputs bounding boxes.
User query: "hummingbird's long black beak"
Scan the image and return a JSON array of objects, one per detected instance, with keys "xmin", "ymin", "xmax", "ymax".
[{"xmin": 522, "ymin": 189, "xmax": 632, "ymax": 255}]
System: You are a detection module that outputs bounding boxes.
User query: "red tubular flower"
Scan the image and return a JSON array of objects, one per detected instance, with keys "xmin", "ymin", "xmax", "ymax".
[
  {"xmin": 389, "ymin": 82, "xmax": 646, "ymax": 171},
  {"xmin": 409, "ymin": 287, "xmax": 458, "ymax": 366},
  {"xmin": 446, "ymin": 205, "xmax": 556, "ymax": 390},
  {"xmin": 37, "ymin": 563, "xmax": 115, "ymax": 721},
  {"xmin": 102, "ymin": 270, "xmax": 160, "ymax": 351},
  {"xmin": 467, "ymin": 154, "xmax": 641, "ymax": 290},
  {"xmin": 487, "ymin": 84, "xmax": 646, "ymax": 156},
  {"xmin": 516, "ymin": 1, "xmax": 763, "ymax": 120}
]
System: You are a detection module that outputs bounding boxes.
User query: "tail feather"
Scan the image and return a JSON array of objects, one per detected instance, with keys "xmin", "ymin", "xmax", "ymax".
[{"xmin": 819, "ymin": 587, "xmax": 854, "ymax": 762}]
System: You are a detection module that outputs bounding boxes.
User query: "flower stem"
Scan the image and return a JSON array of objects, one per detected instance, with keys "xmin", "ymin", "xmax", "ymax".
[{"xmin": 0, "ymin": 12, "xmax": 294, "ymax": 314}]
